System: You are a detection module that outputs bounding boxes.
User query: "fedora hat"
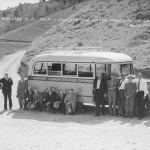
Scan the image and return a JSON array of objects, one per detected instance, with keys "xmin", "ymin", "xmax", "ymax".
[{"xmin": 54, "ymin": 101, "xmax": 61, "ymax": 108}]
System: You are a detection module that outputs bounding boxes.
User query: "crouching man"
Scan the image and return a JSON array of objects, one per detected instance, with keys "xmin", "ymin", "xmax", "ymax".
[
  {"xmin": 33, "ymin": 89, "xmax": 43, "ymax": 112},
  {"xmin": 64, "ymin": 89, "xmax": 77, "ymax": 115}
]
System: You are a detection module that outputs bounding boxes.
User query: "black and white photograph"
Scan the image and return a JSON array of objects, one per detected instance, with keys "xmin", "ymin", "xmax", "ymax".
[{"xmin": 0, "ymin": 0, "xmax": 150, "ymax": 149}]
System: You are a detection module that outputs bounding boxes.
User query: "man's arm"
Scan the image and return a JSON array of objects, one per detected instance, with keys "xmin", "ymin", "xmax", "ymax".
[
  {"xmin": 124, "ymin": 83, "xmax": 127, "ymax": 98},
  {"xmin": 35, "ymin": 93, "xmax": 43, "ymax": 102},
  {"xmin": 10, "ymin": 78, "xmax": 13, "ymax": 85},
  {"xmin": 64, "ymin": 94, "xmax": 68, "ymax": 105},
  {"xmin": 17, "ymin": 80, "xmax": 20, "ymax": 95}
]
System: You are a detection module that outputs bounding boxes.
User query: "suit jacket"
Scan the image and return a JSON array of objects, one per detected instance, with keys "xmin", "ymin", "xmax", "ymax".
[
  {"xmin": 0, "ymin": 77, "xmax": 13, "ymax": 93},
  {"xmin": 17, "ymin": 79, "xmax": 28, "ymax": 95},
  {"xmin": 57, "ymin": 94, "xmax": 66, "ymax": 103},
  {"xmin": 93, "ymin": 77, "xmax": 107, "ymax": 95},
  {"xmin": 25, "ymin": 90, "xmax": 34, "ymax": 103},
  {"xmin": 33, "ymin": 92, "xmax": 43, "ymax": 103},
  {"xmin": 64, "ymin": 93, "xmax": 77, "ymax": 104},
  {"xmin": 124, "ymin": 81, "xmax": 137, "ymax": 98},
  {"xmin": 45, "ymin": 91, "xmax": 56, "ymax": 103},
  {"xmin": 107, "ymin": 78, "xmax": 119, "ymax": 94}
]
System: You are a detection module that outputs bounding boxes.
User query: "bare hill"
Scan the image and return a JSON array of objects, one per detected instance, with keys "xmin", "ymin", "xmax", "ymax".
[
  {"xmin": 0, "ymin": 1, "xmax": 90, "ymax": 42},
  {"xmin": 22, "ymin": 0, "xmax": 150, "ymax": 78}
]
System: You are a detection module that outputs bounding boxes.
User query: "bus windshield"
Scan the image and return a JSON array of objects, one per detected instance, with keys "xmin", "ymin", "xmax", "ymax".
[{"xmin": 118, "ymin": 63, "xmax": 134, "ymax": 75}]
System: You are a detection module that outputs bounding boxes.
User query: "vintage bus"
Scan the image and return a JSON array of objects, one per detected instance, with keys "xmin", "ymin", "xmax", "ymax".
[{"xmin": 28, "ymin": 51, "xmax": 135, "ymax": 105}]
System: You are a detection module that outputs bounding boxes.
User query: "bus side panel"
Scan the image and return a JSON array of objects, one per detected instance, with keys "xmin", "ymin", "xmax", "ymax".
[{"xmin": 28, "ymin": 79, "xmax": 95, "ymax": 104}]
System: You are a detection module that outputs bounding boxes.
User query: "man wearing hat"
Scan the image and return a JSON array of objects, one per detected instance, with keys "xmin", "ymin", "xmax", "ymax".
[
  {"xmin": 17, "ymin": 73, "xmax": 28, "ymax": 109},
  {"xmin": 107, "ymin": 74, "xmax": 120, "ymax": 116},
  {"xmin": 0, "ymin": 72, "xmax": 13, "ymax": 111},
  {"xmin": 64, "ymin": 89, "xmax": 77, "ymax": 115},
  {"xmin": 124, "ymin": 75, "xmax": 137, "ymax": 118}
]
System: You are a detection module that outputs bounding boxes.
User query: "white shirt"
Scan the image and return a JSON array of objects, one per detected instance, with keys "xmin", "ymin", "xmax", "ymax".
[
  {"xmin": 135, "ymin": 78, "xmax": 147, "ymax": 97},
  {"xmin": 96, "ymin": 79, "xmax": 101, "ymax": 89},
  {"xmin": 119, "ymin": 79, "xmax": 128, "ymax": 90}
]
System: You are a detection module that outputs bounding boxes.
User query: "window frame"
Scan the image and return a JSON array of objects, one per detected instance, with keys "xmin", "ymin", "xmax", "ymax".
[
  {"xmin": 32, "ymin": 61, "xmax": 96, "ymax": 79},
  {"xmin": 33, "ymin": 62, "xmax": 48, "ymax": 76}
]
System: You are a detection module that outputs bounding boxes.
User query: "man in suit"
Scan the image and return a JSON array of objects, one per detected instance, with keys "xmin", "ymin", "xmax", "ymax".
[
  {"xmin": 17, "ymin": 73, "xmax": 28, "ymax": 109},
  {"xmin": 117, "ymin": 74, "xmax": 128, "ymax": 117},
  {"xmin": 64, "ymin": 89, "xmax": 77, "ymax": 115},
  {"xmin": 33, "ymin": 88, "xmax": 43, "ymax": 112},
  {"xmin": 57, "ymin": 89, "xmax": 66, "ymax": 115},
  {"xmin": 93, "ymin": 72, "xmax": 107, "ymax": 116},
  {"xmin": 107, "ymin": 75, "xmax": 119, "ymax": 116},
  {"xmin": 124, "ymin": 75, "xmax": 137, "ymax": 118},
  {"xmin": 136, "ymin": 72, "xmax": 148, "ymax": 120},
  {"xmin": 0, "ymin": 72, "xmax": 13, "ymax": 111},
  {"xmin": 45, "ymin": 87, "xmax": 57, "ymax": 114}
]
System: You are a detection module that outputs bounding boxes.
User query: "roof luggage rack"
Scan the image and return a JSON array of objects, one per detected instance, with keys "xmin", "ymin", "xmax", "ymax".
[{"xmin": 43, "ymin": 47, "xmax": 103, "ymax": 54}]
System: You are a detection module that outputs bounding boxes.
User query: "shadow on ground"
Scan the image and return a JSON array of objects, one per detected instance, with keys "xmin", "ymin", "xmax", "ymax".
[{"xmin": 1, "ymin": 105, "xmax": 149, "ymax": 127}]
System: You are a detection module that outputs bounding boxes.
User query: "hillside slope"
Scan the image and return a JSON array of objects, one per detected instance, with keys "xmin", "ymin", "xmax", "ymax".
[
  {"xmin": 22, "ymin": 0, "xmax": 150, "ymax": 77},
  {"xmin": 0, "ymin": 1, "xmax": 90, "ymax": 42}
]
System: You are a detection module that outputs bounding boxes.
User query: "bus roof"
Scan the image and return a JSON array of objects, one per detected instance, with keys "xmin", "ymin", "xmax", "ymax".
[{"xmin": 31, "ymin": 51, "xmax": 132, "ymax": 64}]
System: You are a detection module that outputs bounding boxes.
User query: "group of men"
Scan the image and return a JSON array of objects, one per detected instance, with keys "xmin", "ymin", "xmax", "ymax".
[
  {"xmin": 93, "ymin": 72, "xmax": 148, "ymax": 120},
  {"xmin": 0, "ymin": 72, "xmax": 77, "ymax": 115},
  {"xmin": 0, "ymin": 71, "xmax": 148, "ymax": 119}
]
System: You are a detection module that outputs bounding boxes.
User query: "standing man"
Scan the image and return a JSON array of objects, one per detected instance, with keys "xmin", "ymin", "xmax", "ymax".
[
  {"xmin": 107, "ymin": 75, "xmax": 119, "ymax": 116},
  {"xmin": 136, "ymin": 72, "xmax": 147, "ymax": 120},
  {"xmin": 124, "ymin": 75, "xmax": 137, "ymax": 119},
  {"xmin": 17, "ymin": 73, "xmax": 28, "ymax": 109},
  {"xmin": 117, "ymin": 74, "xmax": 128, "ymax": 117},
  {"xmin": 0, "ymin": 72, "xmax": 13, "ymax": 111},
  {"xmin": 93, "ymin": 72, "xmax": 107, "ymax": 116}
]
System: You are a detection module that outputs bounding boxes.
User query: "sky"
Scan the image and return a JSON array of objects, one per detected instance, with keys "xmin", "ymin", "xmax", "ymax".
[{"xmin": 0, "ymin": 0, "xmax": 39, "ymax": 10}]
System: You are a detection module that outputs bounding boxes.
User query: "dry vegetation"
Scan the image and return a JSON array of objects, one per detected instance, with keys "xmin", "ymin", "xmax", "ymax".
[
  {"xmin": 0, "ymin": 42, "xmax": 30, "ymax": 60},
  {"xmin": 0, "ymin": 1, "xmax": 90, "ymax": 41},
  {"xmin": 21, "ymin": 0, "xmax": 150, "ymax": 78}
]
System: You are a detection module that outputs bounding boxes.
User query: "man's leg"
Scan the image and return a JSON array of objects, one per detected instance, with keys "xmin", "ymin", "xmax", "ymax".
[
  {"xmin": 3, "ymin": 93, "xmax": 7, "ymax": 110},
  {"xmin": 108, "ymin": 93, "xmax": 113, "ymax": 115},
  {"xmin": 112, "ymin": 91, "xmax": 117, "ymax": 115},
  {"xmin": 100, "ymin": 95, "xmax": 105, "ymax": 115},
  {"xmin": 8, "ymin": 92, "xmax": 12, "ymax": 109},
  {"xmin": 117, "ymin": 92, "xmax": 122, "ymax": 116},
  {"xmin": 95, "ymin": 91, "xmax": 100, "ymax": 116},
  {"xmin": 62, "ymin": 102, "xmax": 66, "ymax": 115},
  {"xmin": 71, "ymin": 102, "xmax": 76, "ymax": 114},
  {"xmin": 39, "ymin": 99, "xmax": 43, "ymax": 112},
  {"xmin": 137, "ymin": 91, "xmax": 144, "ymax": 119},
  {"xmin": 129, "ymin": 96, "xmax": 135, "ymax": 118},
  {"xmin": 140, "ymin": 92, "xmax": 145, "ymax": 118},
  {"xmin": 125, "ymin": 98, "xmax": 129, "ymax": 117}
]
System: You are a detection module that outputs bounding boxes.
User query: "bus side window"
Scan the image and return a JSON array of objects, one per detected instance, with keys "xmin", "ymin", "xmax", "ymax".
[
  {"xmin": 63, "ymin": 63, "xmax": 77, "ymax": 77},
  {"xmin": 34, "ymin": 62, "xmax": 47, "ymax": 75},
  {"xmin": 48, "ymin": 63, "xmax": 61, "ymax": 76},
  {"xmin": 78, "ymin": 64, "xmax": 94, "ymax": 78}
]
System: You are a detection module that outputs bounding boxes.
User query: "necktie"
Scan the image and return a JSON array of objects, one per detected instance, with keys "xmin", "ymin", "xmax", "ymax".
[
  {"xmin": 119, "ymin": 80, "xmax": 122, "ymax": 87},
  {"xmin": 138, "ymin": 80, "xmax": 140, "ymax": 90}
]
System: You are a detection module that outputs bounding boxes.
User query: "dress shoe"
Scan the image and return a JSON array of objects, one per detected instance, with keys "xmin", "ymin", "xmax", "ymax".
[
  {"xmin": 95, "ymin": 114, "xmax": 99, "ymax": 117},
  {"xmin": 129, "ymin": 116, "xmax": 133, "ymax": 119},
  {"xmin": 138, "ymin": 117, "xmax": 142, "ymax": 120},
  {"xmin": 3, "ymin": 109, "xmax": 7, "ymax": 111},
  {"xmin": 9, "ymin": 108, "xmax": 12, "ymax": 110}
]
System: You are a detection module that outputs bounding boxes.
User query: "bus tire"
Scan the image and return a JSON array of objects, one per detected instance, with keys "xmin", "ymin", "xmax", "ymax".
[{"xmin": 134, "ymin": 96, "xmax": 150, "ymax": 116}]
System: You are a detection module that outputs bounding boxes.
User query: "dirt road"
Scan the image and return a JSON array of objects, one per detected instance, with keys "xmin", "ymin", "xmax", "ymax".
[{"xmin": 0, "ymin": 51, "xmax": 150, "ymax": 150}]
